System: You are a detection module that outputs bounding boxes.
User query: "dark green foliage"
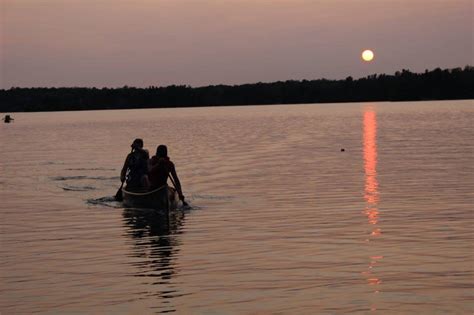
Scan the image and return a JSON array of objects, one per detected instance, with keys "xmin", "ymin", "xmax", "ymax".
[{"xmin": 1, "ymin": 66, "xmax": 472, "ymax": 112}]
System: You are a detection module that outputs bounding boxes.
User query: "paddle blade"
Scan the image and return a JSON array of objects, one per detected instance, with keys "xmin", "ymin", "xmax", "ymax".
[
  {"xmin": 115, "ymin": 187, "xmax": 123, "ymax": 201},
  {"xmin": 181, "ymin": 199, "xmax": 191, "ymax": 209}
]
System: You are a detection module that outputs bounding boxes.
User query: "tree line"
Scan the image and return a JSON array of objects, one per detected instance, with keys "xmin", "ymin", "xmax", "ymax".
[{"xmin": 1, "ymin": 66, "xmax": 472, "ymax": 112}]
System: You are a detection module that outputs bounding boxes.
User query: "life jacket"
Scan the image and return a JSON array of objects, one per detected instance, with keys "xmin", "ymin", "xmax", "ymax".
[
  {"xmin": 149, "ymin": 156, "xmax": 173, "ymax": 189},
  {"xmin": 126, "ymin": 149, "xmax": 148, "ymax": 188}
]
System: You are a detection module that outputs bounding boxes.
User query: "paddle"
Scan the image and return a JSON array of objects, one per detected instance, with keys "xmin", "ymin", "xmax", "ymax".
[
  {"xmin": 115, "ymin": 148, "xmax": 133, "ymax": 201},
  {"xmin": 168, "ymin": 174, "xmax": 189, "ymax": 208},
  {"xmin": 115, "ymin": 180, "xmax": 125, "ymax": 201}
]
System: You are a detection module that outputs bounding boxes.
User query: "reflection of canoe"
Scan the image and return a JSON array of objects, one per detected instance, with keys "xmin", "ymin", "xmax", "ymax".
[{"xmin": 122, "ymin": 185, "xmax": 179, "ymax": 210}]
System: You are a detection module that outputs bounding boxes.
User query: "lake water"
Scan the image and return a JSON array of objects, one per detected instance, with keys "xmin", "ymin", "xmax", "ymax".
[{"xmin": 1, "ymin": 100, "xmax": 473, "ymax": 314}]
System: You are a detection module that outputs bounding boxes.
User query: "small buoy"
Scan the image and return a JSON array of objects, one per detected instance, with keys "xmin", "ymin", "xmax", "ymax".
[{"xmin": 341, "ymin": 148, "xmax": 345, "ymax": 152}]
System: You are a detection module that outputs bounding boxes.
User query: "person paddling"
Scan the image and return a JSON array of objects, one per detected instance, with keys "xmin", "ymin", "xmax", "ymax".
[
  {"xmin": 120, "ymin": 138, "xmax": 150, "ymax": 192},
  {"xmin": 3, "ymin": 115, "xmax": 14, "ymax": 123},
  {"xmin": 149, "ymin": 145, "xmax": 186, "ymax": 204}
]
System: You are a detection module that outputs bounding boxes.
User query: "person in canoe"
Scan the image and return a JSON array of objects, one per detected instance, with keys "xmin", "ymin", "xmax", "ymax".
[
  {"xmin": 148, "ymin": 144, "xmax": 186, "ymax": 204},
  {"xmin": 120, "ymin": 138, "xmax": 150, "ymax": 191},
  {"xmin": 3, "ymin": 115, "xmax": 14, "ymax": 123}
]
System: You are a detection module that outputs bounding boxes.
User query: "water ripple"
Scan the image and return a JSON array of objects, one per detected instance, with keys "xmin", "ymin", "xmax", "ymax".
[{"xmin": 1, "ymin": 101, "xmax": 473, "ymax": 314}]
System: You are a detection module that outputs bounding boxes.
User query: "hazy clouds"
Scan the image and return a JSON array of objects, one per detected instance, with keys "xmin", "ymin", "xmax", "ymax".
[{"xmin": 1, "ymin": 0, "xmax": 472, "ymax": 88}]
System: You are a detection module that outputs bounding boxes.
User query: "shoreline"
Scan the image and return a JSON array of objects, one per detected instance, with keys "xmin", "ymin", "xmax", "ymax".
[{"xmin": 0, "ymin": 98, "xmax": 474, "ymax": 115}]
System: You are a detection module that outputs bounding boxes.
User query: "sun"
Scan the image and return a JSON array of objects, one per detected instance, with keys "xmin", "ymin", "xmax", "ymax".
[{"xmin": 362, "ymin": 49, "xmax": 375, "ymax": 62}]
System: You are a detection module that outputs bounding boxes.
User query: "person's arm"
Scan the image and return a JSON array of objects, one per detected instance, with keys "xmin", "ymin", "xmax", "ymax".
[
  {"xmin": 147, "ymin": 157, "xmax": 153, "ymax": 171},
  {"xmin": 170, "ymin": 164, "xmax": 185, "ymax": 201},
  {"xmin": 120, "ymin": 154, "xmax": 130, "ymax": 182}
]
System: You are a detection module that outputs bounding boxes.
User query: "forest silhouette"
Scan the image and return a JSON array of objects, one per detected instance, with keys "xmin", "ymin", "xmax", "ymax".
[{"xmin": 1, "ymin": 66, "xmax": 472, "ymax": 112}]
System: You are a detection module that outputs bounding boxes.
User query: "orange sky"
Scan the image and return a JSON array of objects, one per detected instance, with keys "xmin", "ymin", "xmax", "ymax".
[{"xmin": 1, "ymin": 0, "xmax": 472, "ymax": 88}]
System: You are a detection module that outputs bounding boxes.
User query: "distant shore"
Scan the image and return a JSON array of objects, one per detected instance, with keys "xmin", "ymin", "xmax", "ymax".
[{"xmin": 1, "ymin": 66, "xmax": 472, "ymax": 113}]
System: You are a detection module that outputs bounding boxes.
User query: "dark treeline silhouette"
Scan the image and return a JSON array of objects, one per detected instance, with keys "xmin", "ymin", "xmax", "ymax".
[{"xmin": 1, "ymin": 66, "xmax": 472, "ymax": 112}]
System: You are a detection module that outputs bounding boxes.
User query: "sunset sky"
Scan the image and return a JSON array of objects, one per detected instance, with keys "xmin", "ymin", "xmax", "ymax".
[{"xmin": 1, "ymin": 0, "xmax": 472, "ymax": 88}]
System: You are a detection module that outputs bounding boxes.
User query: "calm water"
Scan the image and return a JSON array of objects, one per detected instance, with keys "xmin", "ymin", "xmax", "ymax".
[{"xmin": 1, "ymin": 100, "xmax": 473, "ymax": 314}]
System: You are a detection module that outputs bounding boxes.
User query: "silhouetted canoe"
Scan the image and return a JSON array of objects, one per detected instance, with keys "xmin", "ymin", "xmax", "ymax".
[
  {"xmin": 122, "ymin": 185, "xmax": 179, "ymax": 210},
  {"xmin": 3, "ymin": 115, "xmax": 13, "ymax": 123}
]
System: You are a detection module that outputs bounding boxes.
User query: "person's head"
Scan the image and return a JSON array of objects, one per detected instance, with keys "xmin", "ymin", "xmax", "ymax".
[
  {"xmin": 131, "ymin": 138, "xmax": 144, "ymax": 150},
  {"xmin": 156, "ymin": 145, "xmax": 168, "ymax": 158}
]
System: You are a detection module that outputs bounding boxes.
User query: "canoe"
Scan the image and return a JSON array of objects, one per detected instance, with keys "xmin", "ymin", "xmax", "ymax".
[
  {"xmin": 122, "ymin": 185, "xmax": 179, "ymax": 210},
  {"xmin": 3, "ymin": 115, "xmax": 13, "ymax": 123}
]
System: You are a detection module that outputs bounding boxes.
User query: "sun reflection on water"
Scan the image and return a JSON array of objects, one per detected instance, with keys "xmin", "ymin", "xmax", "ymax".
[{"xmin": 363, "ymin": 107, "xmax": 383, "ymax": 309}]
